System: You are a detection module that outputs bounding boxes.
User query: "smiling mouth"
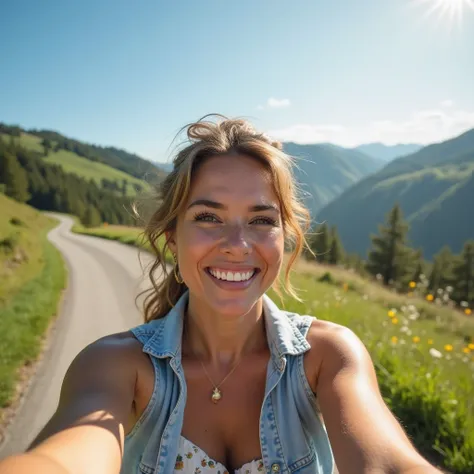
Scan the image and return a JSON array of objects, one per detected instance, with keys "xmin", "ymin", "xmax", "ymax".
[{"xmin": 206, "ymin": 267, "xmax": 259, "ymax": 282}]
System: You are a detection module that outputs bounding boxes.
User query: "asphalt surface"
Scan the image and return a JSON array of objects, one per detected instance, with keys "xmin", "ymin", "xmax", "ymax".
[{"xmin": 0, "ymin": 214, "xmax": 155, "ymax": 458}]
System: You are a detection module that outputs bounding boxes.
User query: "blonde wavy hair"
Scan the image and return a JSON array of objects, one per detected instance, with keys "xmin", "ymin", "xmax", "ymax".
[{"xmin": 133, "ymin": 114, "xmax": 311, "ymax": 322}]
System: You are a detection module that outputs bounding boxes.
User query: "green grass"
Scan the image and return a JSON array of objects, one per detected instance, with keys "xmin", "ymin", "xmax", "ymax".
[
  {"xmin": 44, "ymin": 149, "xmax": 148, "ymax": 197},
  {"xmin": 1, "ymin": 132, "xmax": 149, "ymax": 197},
  {"xmin": 0, "ymin": 194, "xmax": 67, "ymax": 409},
  {"xmin": 74, "ymin": 224, "xmax": 474, "ymax": 472}
]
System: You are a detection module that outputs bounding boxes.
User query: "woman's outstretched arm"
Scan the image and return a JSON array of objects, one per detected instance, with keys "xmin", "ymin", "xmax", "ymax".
[
  {"xmin": 0, "ymin": 333, "xmax": 139, "ymax": 474},
  {"xmin": 308, "ymin": 323, "xmax": 443, "ymax": 474}
]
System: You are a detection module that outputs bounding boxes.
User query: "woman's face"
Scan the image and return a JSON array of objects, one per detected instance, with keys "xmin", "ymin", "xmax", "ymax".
[{"xmin": 170, "ymin": 154, "xmax": 284, "ymax": 318}]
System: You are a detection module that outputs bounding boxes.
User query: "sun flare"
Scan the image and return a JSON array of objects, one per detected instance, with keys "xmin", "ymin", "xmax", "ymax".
[{"xmin": 413, "ymin": 0, "xmax": 474, "ymax": 28}]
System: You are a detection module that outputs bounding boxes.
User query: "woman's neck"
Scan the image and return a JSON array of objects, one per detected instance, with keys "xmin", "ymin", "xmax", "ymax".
[{"xmin": 182, "ymin": 295, "xmax": 267, "ymax": 367}]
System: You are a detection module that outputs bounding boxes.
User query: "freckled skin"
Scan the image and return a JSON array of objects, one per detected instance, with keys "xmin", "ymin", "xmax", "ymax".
[{"xmin": 169, "ymin": 154, "xmax": 285, "ymax": 320}]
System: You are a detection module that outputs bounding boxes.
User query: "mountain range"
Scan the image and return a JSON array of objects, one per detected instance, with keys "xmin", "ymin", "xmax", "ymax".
[
  {"xmin": 2, "ymin": 121, "xmax": 472, "ymax": 260},
  {"xmin": 354, "ymin": 143, "xmax": 422, "ymax": 162},
  {"xmin": 318, "ymin": 128, "xmax": 474, "ymax": 259}
]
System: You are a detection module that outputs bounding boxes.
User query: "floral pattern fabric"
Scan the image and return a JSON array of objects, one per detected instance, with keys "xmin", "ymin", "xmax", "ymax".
[{"xmin": 174, "ymin": 436, "xmax": 264, "ymax": 474}]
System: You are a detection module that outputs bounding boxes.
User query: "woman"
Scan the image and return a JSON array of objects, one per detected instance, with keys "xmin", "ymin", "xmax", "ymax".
[{"xmin": 0, "ymin": 115, "xmax": 441, "ymax": 474}]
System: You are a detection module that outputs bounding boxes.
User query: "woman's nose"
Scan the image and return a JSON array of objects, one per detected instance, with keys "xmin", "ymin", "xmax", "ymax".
[{"xmin": 220, "ymin": 224, "xmax": 253, "ymax": 255}]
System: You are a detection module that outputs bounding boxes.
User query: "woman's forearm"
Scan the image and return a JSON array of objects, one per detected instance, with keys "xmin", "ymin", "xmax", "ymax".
[{"xmin": 0, "ymin": 452, "xmax": 70, "ymax": 474}]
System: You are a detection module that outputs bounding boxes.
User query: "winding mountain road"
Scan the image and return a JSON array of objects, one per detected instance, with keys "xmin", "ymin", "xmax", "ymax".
[{"xmin": 0, "ymin": 214, "xmax": 155, "ymax": 457}]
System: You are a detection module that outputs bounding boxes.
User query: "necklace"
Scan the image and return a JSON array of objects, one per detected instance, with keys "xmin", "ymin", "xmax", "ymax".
[{"xmin": 200, "ymin": 358, "xmax": 242, "ymax": 404}]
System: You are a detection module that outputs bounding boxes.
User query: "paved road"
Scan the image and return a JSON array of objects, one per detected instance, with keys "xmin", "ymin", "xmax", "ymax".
[{"xmin": 0, "ymin": 214, "xmax": 155, "ymax": 457}]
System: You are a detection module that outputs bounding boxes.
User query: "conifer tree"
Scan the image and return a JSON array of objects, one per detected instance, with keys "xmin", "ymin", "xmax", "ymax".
[
  {"xmin": 1, "ymin": 152, "xmax": 30, "ymax": 202},
  {"xmin": 83, "ymin": 205, "xmax": 102, "ymax": 228},
  {"xmin": 428, "ymin": 246, "xmax": 455, "ymax": 292},
  {"xmin": 452, "ymin": 241, "xmax": 474, "ymax": 305},
  {"xmin": 310, "ymin": 222, "xmax": 331, "ymax": 264},
  {"xmin": 328, "ymin": 225, "xmax": 344, "ymax": 265},
  {"xmin": 366, "ymin": 203, "xmax": 414, "ymax": 286}
]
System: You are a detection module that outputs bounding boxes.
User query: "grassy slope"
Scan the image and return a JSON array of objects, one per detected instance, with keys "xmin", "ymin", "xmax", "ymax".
[
  {"xmin": 0, "ymin": 194, "xmax": 66, "ymax": 409},
  {"xmin": 1, "ymin": 133, "xmax": 149, "ymax": 197}
]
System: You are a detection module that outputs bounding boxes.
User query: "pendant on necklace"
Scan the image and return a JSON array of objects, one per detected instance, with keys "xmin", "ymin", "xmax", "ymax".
[{"xmin": 211, "ymin": 387, "xmax": 222, "ymax": 403}]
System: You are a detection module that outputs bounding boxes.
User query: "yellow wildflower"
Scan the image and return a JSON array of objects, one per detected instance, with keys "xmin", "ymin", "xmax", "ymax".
[
  {"xmin": 412, "ymin": 336, "xmax": 420, "ymax": 343},
  {"xmin": 342, "ymin": 283, "xmax": 348, "ymax": 292},
  {"xmin": 465, "ymin": 308, "xmax": 472, "ymax": 316},
  {"xmin": 427, "ymin": 339, "xmax": 433, "ymax": 345},
  {"xmin": 409, "ymin": 281, "xmax": 416, "ymax": 289},
  {"xmin": 426, "ymin": 294, "xmax": 434, "ymax": 302},
  {"xmin": 392, "ymin": 318, "xmax": 398, "ymax": 324},
  {"xmin": 462, "ymin": 347, "xmax": 471, "ymax": 354},
  {"xmin": 391, "ymin": 336, "xmax": 398, "ymax": 344},
  {"xmin": 468, "ymin": 343, "xmax": 474, "ymax": 350},
  {"xmin": 444, "ymin": 344, "xmax": 453, "ymax": 352},
  {"xmin": 388, "ymin": 310, "xmax": 396, "ymax": 318}
]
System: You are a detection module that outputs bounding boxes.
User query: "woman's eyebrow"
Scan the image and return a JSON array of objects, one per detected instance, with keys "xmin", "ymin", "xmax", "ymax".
[{"xmin": 187, "ymin": 199, "xmax": 280, "ymax": 213}]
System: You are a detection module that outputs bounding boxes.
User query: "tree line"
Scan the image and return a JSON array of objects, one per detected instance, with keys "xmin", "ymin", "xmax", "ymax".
[
  {"xmin": 0, "ymin": 136, "xmax": 138, "ymax": 228},
  {"xmin": 306, "ymin": 204, "xmax": 474, "ymax": 308}
]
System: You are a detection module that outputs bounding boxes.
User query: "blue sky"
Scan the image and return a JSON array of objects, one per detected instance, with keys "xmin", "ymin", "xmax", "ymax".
[{"xmin": 1, "ymin": 0, "xmax": 473, "ymax": 163}]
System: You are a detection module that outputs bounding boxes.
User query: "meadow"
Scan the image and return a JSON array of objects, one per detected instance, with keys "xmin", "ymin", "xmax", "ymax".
[{"xmin": 74, "ymin": 222, "xmax": 474, "ymax": 473}]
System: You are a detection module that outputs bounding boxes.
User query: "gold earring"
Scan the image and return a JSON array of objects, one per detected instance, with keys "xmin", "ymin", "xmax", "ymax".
[{"xmin": 172, "ymin": 253, "xmax": 184, "ymax": 284}]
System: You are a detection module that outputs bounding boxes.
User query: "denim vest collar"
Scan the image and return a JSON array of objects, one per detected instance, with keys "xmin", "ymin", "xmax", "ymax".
[{"xmin": 141, "ymin": 291, "xmax": 311, "ymax": 370}]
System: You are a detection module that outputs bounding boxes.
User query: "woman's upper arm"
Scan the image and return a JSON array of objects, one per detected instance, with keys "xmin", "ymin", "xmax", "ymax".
[
  {"xmin": 26, "ymin": 333, "xmax": 140, "ymax": 474},
  {"xmin": 308, "ymin": 324, "xmax": 441, "ymax": 474}
]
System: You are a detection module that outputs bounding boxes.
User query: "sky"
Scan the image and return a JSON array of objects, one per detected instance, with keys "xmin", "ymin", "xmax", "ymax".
[{"xmin": 1, "ymin": 0, "xmax": 473, "ymax": 163}]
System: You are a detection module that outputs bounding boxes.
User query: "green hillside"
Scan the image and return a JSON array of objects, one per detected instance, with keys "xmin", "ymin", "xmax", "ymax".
[
  {"xmin": 318, "ymin": 128, "xmax": 474, "ymax": 259},
  {"xmin": 0, "ymin": 193, "xmax": 66, "ymax": 409},
  {"xmin": 284, "ymin": 142, "xmax": 383, "ymax": 216},
  {"xmin": 1, "ymin": 132, "xmax": 149, "ymax": 197}
]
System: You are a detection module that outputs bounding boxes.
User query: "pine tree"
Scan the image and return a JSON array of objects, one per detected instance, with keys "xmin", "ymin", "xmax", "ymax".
[
  {"xmin": 328, "ymin": 226, "xmax": 344, "ymax": 265},
  {"xmin": 412, "ymin": 249, "xmax": 425, "ymax": 282},
  {"xmin": 1, "ymin": 152, "xmax": 30, "ymax": 202},
  {"xmin": 428, "ymin": 246, "xmax": 455, "ymax": 292},
  {"xmin": 452, "ymin": 241, "xmax": 474, "ymax": 306},
  {"xmin": 82, "ymin": 205, "xmax": 102, "ymax": 228},
  {"xmin": 310, "ymin": 222, "xmax": 331, "ymax": 264},
  {"xmin": 366, "ymin": 203, "xmax": 414, "ymax": 286}
]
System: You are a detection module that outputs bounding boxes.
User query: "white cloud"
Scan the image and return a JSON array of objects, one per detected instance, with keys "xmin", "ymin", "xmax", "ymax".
[
  {"xmin": 267, "ymin": 105, "xmax": 474, "ymax": 147},
  {"xmin": 267, "ymin": 97, "xmax": 291, "ymax": 108},
  {"xmin": 440, "ymin": 99, "xmax": 454, "ymax": 107}
]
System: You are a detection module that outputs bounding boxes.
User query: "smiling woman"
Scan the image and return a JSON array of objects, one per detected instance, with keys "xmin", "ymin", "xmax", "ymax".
[{"xmin": 0, "ymin": 115, "xmax": 443, "ymax": 474}]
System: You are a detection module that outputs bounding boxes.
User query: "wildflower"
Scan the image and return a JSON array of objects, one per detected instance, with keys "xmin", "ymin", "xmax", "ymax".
[
  {"xmin": 465, "ymin": 308, "xmax": 472, "ymax": 316},
  {"xmin": 429, "ymin": 348, "xmax": 442, "ymax": 359},
  {"xmin": 462, "ymin": 347, "xmax": 471, "ymax": 354},
  {"xmin": 426, "ymin": 294, "xmax": 434, "ymax": 302},
  {"xmin": 428, "ymin": 339, "xmax": 433, "ymax": 345},
  {"xmin": 468, "ymin": 343, "xmax": 474, "ymax": 350},
  {"xmin": 446, "ymin": 286, "xmax": 453, "ymax": 293},
  {"xmin": 444, "ymin": 344, "xmax": 453, "ymax": 352},
  {"xmin": 342, "ymin": 283, "xmax": 348, "ymax": 291},
  {"xmin": 409, "ymin": 281, "xmax": 416, "ymax": 289},
  {"xmin": 391, "ymin": 336, "xmax": 398, "ymax": 344},
  {"xmin": 392, "ymin": 318, "xmax": 398, "ymax": 324},
  {"xmin": 460, "ymin": 301, "xmax": 468, "ymax": 308},
  {"xmin": 412, "ymin": 336, "xmax": 420, "ymax": 343},
  {"xmin": 388, "ymin": 309, "xmax": 396, "ymax": 318}
]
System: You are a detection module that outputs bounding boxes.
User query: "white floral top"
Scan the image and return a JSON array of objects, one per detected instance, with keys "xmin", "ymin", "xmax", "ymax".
[{"xmin": 174, "ymin": 436, "xmax": 265, "ymax": 474}]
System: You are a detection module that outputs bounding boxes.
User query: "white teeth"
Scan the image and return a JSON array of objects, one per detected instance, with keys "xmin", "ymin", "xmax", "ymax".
[{"xmin": 208, "ymin": 269, "xmax": 255, "ymax": 282}]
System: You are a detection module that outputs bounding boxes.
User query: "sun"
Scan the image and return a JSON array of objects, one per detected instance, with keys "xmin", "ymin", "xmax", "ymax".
[{"xmin": 412, "ymin": 0, "xmax": 474, "ymax": 28}]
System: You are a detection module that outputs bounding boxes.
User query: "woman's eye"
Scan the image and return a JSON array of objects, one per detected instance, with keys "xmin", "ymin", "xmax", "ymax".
[
  {"xmin": 251, "ymin": 216, "xmax": 278, "ymax": 226},
  {"xmin": 193, "ymin": 212, "xmax": 220, "ymax": 223}
]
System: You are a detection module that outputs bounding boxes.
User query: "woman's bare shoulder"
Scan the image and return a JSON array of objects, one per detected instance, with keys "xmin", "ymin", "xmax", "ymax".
[{"xmin": 303, "ymin": 318, "xmax": 366, "ymax": 384}]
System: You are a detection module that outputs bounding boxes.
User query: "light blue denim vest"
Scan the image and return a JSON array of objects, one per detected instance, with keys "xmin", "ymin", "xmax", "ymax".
[{"xmin": 122, "ymin": 291, "xmax": 334, "ymax": 474}]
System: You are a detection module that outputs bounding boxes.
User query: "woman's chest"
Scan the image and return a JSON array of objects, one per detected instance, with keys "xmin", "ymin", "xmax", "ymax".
[{"xmin": 180, "ymin": 353, "xmax": 268, "ymax": 472}]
